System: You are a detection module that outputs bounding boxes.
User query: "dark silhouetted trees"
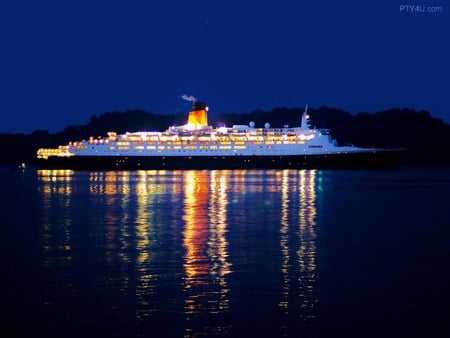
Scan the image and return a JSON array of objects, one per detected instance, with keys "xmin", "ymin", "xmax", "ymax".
[{"xmin": 1, "ymin": 106, "xmax": 450, "ymax": 165}]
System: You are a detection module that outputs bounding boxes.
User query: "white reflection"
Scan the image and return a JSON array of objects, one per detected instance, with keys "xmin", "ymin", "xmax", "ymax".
[
  {"xmin": 208, "ymin": 170, "xmax": 232, "ymax": 312},
  {"xmin": 297, "ymin": 170, "xmax": 317, "ymax": 320},
  {"xmin": 278, "ymin": 170, "xmax": 318, "ymax": 320},
  {"xmin": 279, "ymin": 170, "xmax": 291, "ymax": 310}
]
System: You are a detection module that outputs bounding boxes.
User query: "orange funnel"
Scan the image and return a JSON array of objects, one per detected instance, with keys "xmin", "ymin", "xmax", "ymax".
[{"xmin": 187, "ymin": 102, "xmax": 208, "ymax": 129}]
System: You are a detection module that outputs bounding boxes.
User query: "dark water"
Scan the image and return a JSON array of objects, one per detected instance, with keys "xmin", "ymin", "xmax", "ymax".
[{"xmin": 1, "ymin": 166, "xmax": 450, "ymax": 337}]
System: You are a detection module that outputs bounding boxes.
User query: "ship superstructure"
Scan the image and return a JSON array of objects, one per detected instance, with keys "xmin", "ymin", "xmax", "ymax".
[{"xmin": 37, "ymin": 102, "xmax": 404, "ymax": 169}]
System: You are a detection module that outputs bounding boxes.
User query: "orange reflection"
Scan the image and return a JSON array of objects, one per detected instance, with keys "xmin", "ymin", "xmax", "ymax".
[
  {"xmin": 182, "ymin": 170, "xmax": 233, "ymax": 336},
  {"xmin": 183, "ymin": 171, "xmax": 210, "ymax": 291}
]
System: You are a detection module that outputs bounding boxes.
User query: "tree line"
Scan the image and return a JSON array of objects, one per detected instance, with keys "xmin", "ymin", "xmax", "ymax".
[{"xmin": 1, "ymin": 106, "xmax": 450, "ymax": 165}]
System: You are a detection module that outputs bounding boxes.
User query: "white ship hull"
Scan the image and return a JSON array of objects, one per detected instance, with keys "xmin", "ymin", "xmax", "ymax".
[{"xmin": 37, "ymin": 102, "xmax": 405, "ymax": 170}]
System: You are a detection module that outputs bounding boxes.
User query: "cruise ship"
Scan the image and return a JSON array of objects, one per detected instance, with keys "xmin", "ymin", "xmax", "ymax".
[{"xmin": 37, "ymin": 102, "xmax": 404, "ymax": 169}]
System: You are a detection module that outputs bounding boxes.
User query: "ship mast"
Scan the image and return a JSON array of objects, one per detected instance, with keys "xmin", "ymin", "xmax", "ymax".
[{"xmin": 301, "ymin": 105, "xmax": 311, "ymax": 130}]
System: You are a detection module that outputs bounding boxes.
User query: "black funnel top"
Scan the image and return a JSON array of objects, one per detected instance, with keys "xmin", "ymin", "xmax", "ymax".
[{"xmin": 192, "ymin": 102, "xmax": 207, "ymax": 111}]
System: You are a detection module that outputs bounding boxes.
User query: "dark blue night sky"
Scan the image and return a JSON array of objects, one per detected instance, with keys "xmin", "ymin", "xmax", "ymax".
[{"xmin": 0, "ymin": 0, "xmax": 448, "ymax": 133}]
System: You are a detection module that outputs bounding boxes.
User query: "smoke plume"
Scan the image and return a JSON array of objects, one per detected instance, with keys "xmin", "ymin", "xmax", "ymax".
[{"xmin": 181, "ymin": 94, "xmax": 197, "ymax": 102}]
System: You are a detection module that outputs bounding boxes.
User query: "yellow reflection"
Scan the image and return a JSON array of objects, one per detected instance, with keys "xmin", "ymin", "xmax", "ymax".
[
  {"xmin": 38, "ymin": 169, "xmax": 74, "ymax": 196},
  {"xmin": 37, "ymin": 169, "xmax": 74, "ymax": 279},
  {"xmin": 38, "ymin": 169, "xmax": 74, "ymax": 182},
  {"xmin": 136, "ymin": 171, "xmax": 150, "ymax": 265},
  {"xmin": 134, "ymin": 170, "xmax": 157, "ymax": 321}
]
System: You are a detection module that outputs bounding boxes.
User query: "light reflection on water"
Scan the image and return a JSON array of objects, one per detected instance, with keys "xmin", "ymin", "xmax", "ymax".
[
  {"xmin": 279, "ymin": 170, "xmax": 317, "ymax": 319},
  {"xmin": 36, "ymin": 169, "xmax": 320, "ymax": 336}
]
